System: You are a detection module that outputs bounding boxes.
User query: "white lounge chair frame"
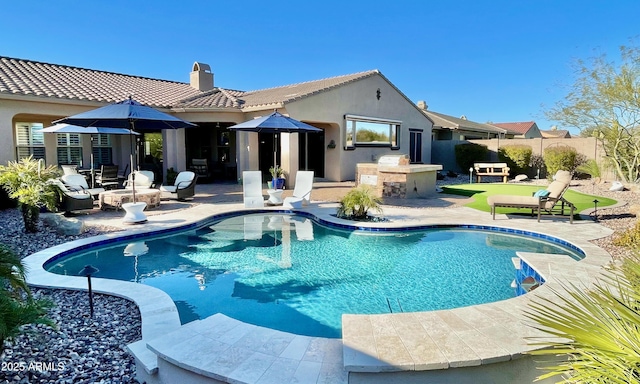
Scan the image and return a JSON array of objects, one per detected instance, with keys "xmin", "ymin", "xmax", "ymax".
[
  {"xmin": 242, "ymin": 171, "xmax": 265, "ymax": 208},
  {"xmin": 283, "ymin": 171, "xmax": 314, "ymax": 209}
]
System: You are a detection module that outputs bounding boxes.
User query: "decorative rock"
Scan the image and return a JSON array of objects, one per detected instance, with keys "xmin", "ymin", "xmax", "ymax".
[
  {"xmin": 41, "ymin": 213, "xmax": 85, "ymax": 235},
  {"xmin": 514, "ymin": 174, "xmax": 529, "ymax": 182},
  {"xmin": 630, "ymin": 205, "xmax": 640, "ymax": 217},
  {"xmin": 609, "ymin": 181, "xmax": 625, "ymax": 191}
]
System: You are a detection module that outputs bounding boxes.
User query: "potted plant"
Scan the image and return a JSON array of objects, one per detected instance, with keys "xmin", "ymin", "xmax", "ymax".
[
  {"xmin": 269, "ymin": 165, "xmax": 286, "ymax": 189},
  {"xmin": 0, "ymin": 156, "xmax": 61, "ymax": 233}
]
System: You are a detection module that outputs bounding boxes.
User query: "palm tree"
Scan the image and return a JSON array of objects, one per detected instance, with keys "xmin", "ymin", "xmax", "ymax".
[
  {"xmin": 0, "ymin": 156, "xmax": 60, "ymax": 232},
  {"xmin": 526, "ymin": 255, "xmax": 640, "ymax": 383},
  {"xmin": 0, "ymin": 245, "xmax": 53, "ymax": 355},
  {"xmin": 336, "ymin": 185, "xmax": 383, "ymax": 220}
]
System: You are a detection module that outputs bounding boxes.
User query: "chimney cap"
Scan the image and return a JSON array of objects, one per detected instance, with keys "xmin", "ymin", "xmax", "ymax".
[{"xmin": 192, "ymin": 62, "xmax": 211, "ymax": 73}]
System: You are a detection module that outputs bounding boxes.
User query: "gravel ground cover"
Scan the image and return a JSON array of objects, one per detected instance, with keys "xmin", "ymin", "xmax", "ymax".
[{"xmin": 0, "ymin": 176, "xmax": 637, "ymax": 383}]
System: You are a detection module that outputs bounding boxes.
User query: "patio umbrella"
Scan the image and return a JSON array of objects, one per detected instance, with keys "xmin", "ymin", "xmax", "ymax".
[
  {"xmin": 228, "ymin": 111, "xmax": 321, "ymax": 183},
  {"xmin": 42, "ymin": 124, "xmax": 140, "ymax": 187},
  {"xmin": 53, "ymin": 97, "xmax": 197, "ymax": 203}
]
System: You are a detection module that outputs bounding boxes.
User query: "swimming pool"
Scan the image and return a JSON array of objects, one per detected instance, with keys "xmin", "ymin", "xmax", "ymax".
[{"xmin": 45, "ymin": 213, "xmax": 583, "ymax": 338}]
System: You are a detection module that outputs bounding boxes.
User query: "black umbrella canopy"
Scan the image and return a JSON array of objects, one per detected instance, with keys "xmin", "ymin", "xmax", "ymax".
[
  {"xmin": 228, "ymin": 111, "xmax": 321, "ymax": 177},
  {"xmin": 54, "ymin": 97, "xmax": 197, "ymax": 204},
  {"xmin": 228, "ymin": 111, "xmax": 321, "ymax": 133},
  {"xmin": 53, "ymin": 97, "xmax": 197, "ymax": 131}
]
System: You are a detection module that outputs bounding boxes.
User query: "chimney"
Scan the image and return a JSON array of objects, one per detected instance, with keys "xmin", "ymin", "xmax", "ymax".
[
  {"xmin": 417, "ymin": 100, "xmax": 428, "ymax": 110},
  {"xmin": 190, "ymin": 62, "xmax": 214, "ymax": 91}
]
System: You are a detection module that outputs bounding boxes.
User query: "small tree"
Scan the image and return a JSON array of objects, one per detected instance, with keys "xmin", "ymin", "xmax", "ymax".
[
  {"xmin": 336, "ymin": 185, "xmax": 382, "ymax": 220},
  {"xmin": 0, "ymin": 156, "xmax": 60, "ymax": 232},
  {"xmin": 545, "ymin": 44, "xmax": 640, "ymax": 182}
]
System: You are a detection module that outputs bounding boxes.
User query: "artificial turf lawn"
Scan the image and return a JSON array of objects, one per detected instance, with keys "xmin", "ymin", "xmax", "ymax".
[{"xmin": 440, "ymin": 183, "xmax": 617, "ymax": 217}]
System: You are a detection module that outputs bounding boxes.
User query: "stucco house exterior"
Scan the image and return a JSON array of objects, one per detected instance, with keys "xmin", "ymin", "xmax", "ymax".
[{"xmin": 0, "ymin": 57, "xmax": 433, "ymax": 186}]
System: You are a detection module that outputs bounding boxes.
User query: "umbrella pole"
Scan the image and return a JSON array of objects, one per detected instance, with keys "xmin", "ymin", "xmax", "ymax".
[
  {"xmin": 129, "ymin": 127, "xmax": 137, "ymax": 204},
  {"xmin": 90, "ymin": 136, "xmax": 95, "ymax": 188}
]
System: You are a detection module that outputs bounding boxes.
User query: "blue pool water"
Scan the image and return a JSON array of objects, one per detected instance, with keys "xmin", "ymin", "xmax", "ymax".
[{"xmin": 45, "ymin": 213, "xmax": 582, "ymax": 338}]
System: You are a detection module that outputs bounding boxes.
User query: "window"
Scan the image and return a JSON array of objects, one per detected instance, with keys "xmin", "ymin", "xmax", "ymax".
[
  {"xmin": 92, "ymin": 134, "xmax": 113, "ymax": 166},
  {"xmin": 344, "ymin": 115, "xmax": 400, "ymax": 149},
  {"xmin": 409, "ymin": 129, "xmax": 423, "ymax": 163},
  {"xmin": 15, "ymin": 122, "xmax": 45, "ymax": 160},
  {"xmin": 56, "ymin": 133, "xmax": 83, "ymax": 166}
]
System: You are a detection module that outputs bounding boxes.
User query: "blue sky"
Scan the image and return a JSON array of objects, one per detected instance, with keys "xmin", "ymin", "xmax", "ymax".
[{"xmin": 2, "ymin": 1, "xmax": 638, "ymax": 134}]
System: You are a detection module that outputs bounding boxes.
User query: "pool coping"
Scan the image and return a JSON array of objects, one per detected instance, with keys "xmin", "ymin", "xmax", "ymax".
[{"xmin": 23, "ymin": 201, "xmax": 615, "ymax": 382}]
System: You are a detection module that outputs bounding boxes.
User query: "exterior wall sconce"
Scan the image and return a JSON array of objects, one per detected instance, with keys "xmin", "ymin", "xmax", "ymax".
[
  {"xmin": 376, "ymin": 88, "xmax": 381, "ymax": 100},
  {"xmin": 327, "ymin": 139, "xmax": 336, "ymax": 149}
]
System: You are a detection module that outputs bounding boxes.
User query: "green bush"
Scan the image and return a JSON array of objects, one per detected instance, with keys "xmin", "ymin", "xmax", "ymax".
[
  {"xmin": 336, "ymin": 185, "xmax": 382, "ymax": 220},
  {"xmin": 455, "ymin": 143, "xmax": 488, "ymax": 173},
  {"xmin": 543, "ymin": 146, "xmax": 578, "ymax": 179},
  {"xmin": 498, "ymin": 145, "xmax": 532, "ymax": 174}
]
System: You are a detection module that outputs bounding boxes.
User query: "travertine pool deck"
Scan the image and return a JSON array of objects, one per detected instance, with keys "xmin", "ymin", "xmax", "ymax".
[{"xmin": 23, "ymin": 184, "xmax": 616, "ymax": 384}]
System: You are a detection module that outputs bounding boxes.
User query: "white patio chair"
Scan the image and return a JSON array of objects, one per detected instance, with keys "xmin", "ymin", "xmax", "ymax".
[
  {"xmin": 283, "ymin": 171, "xmax": 314, "ymax": 209},
  {"xmin": 159, "ymin": 171, "xmax": 197, "ymax": 200},
  {"xmin": 123, "ymin": 170, "xmax": 156, "ymax": 190},
  {"xmin": 242, "ymin": 171, "xmax": 265, "ymax": 208}
]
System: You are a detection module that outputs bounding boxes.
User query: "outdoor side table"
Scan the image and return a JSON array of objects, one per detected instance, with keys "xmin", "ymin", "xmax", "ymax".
[{"xmin": 267, "ymin": 189, "xmax": 284, "ymax": 205}]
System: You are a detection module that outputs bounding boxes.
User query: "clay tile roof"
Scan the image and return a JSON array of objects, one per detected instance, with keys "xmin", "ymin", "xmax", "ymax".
[
  {"xmin": 0, "ymin": 56, "xmax": 381, "ymax": 111},
  {"xmin": 238, "ymin": 70, "xmax": 379, "ymax": 108},
  {"xmin": 0, "ymin": 56, "xmax": 203, "ymax": 108},
  {"xmin": 492, "ymin": 121, "xmax": 536, "ymax": 135}
]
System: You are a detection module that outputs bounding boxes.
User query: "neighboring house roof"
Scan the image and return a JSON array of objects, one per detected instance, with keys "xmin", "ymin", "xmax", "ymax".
[
  {"xmin": 491, "ymin": 121, "xmax": 537, "ymax": 135},
  {"xmin": 0, "ymin": 56, "xmax": 383, "ymax": 113},
  {"xmin": 423, "ymin": 110, "xmax": 506, "ymax": 135},
  {"xmin": 540, "ymin": 129, "xmax": 571, "ymax": 138}
]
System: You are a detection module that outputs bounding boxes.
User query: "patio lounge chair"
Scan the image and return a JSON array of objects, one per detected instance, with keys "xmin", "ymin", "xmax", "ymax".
[
  {"xmin": 283, "ymin": 171, "xmax": 314, "ymax": 209},
  {"xmin": 487, "ymin": 170, "xmax": 576, "ymax": 223},
  {"xmin": 159, "ymin": 171, "xmax": 197, "ymax": 200},
  {"xmin": 49, "ymin": 179, "xmax": 94, "ymax": 213},
  {"xmin": 61, "ymin": 174, "xmax": 105, "ymax": 198},
  {"xmin": 123, "ymin": 171, "xmax": 156, "ymax": 189},
  {"xmin": 242, "ymin": 171, "xmax": 265, "ymax": 208}
]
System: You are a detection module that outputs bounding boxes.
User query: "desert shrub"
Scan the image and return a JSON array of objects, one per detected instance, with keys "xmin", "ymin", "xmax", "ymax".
[
  {"xmin": 498, "ymin": 145, "xmax": 532, "ymax": 174},
  {"xmin": 613, "ymin": 221, "xmax": 640, "ymax": 248},
  {"xmin": 543, "ymin": 146, "xmax": 579, "ymax": 179},
  {"xmin": 454, "ymin": 143, "xmax": 488, "ymax": 173},
  {"xmin": 336, "ymin": 185, "xmax": 382, "ymax": 220}
]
